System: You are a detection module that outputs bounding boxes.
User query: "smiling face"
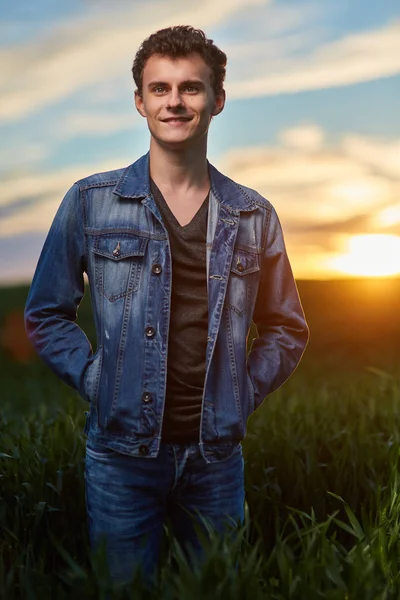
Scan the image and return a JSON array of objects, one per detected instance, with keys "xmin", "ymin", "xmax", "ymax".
[{"xmin": 135, "ymin": 53, "xmax": 225, "ymax": 151}]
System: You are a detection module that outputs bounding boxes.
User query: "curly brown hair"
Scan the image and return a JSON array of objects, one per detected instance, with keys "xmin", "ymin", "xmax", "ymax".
[{"xmin": 132, "ymin": 25, "xmax": 227, "ymax": 97}]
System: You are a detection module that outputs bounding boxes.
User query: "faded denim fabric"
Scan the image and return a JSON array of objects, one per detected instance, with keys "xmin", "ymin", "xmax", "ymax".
[
  {"xmin": 25, "ymin": 152, "xmax": 309, "ymax": 462},
  {"xmin": 84, "ymin": 438, "xmax": 244, "ymax": 584}
]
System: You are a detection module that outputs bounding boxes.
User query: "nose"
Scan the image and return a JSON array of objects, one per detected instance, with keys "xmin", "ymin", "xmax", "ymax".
[{"xmin": 167, "ymin": 87, "xmax": 184, "ymax": 109}]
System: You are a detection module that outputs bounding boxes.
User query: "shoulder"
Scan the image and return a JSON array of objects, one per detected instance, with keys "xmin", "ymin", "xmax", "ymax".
[
  {"xmin": 209, "ymin": 162, "xmax": 274, "ymax": 213},
  {"xmin": 234, "ymin": 181, "xmax": 273, "ymax": 211},
  {"xmin": 74, "ymin": 165, "xmax": 129, "ymax": 191}
]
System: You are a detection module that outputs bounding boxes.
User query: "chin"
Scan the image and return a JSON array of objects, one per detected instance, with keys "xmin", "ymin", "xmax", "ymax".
[{"xmin": 156, "ymin": 134, "xmax": 194, "ymax": 148}]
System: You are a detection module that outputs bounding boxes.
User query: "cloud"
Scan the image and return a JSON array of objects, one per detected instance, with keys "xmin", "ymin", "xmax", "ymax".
[
  {"xmin": 0, "ymin": 156, "xmax": 129, "ymax": 236},
  {"xmin": 0, "ymin": 99, "xmax": 142, "ymax": 175},
  {"xmin": 0, "ymin": 167, "xmax": 84, "ymax": 209},
  {"xmin": 218, "ymin": 126, "xmax": 400, "ymax": 277},
  {"xmin": 3, "ymin": 124, "xmax": 398, "ymax": 242},
  {"xmin": 1, "ymin": 119, "xmax": 399, "ymax": 280},
  {"xmin": 220, "ymin": 146, "xmax": 371, "ymax": 202},
  {"xmin": 342, "ymin": 134, "xmax": 400, "ymax": 179},
  {"xmin": 0, "ymin": 0, "xmax": 268, "ymax": 122},
  {"xmin": 374, "ymin": 203, "xmax": 400, "ymax": 230},
  {"xmin": 279, "ymin": 123, "xmax": 325, "ymax": 151},
  {"xmin": 0, "ymin": 141, "xmax": 49, "ymax": 174},
  {"xmin": 56, "ymin": 110, "xmax": 141, "ymax": 140},
  {"xmin": 227, "ymin": 20, "xmax": 400, "ymax": 98},
  {"xmin": 0, "ymin": 195, "xmax": 43, "ymax": 219},
  {"xmin": 2, "ymin": 3, "xmax": 398, "ymax": 122},
  {"xmin": 297, "ymin": 214, "xmax": 373, "ymax": 235}
]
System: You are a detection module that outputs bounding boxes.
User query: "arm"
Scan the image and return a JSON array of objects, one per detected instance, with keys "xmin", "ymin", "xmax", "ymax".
[
  {"xmin": 247, "ymin": 205, "xmax": 309, "ymax": 407},
  {"xmin": 24, "ymin": 183, "xmax": 93, "ymax": 401}
]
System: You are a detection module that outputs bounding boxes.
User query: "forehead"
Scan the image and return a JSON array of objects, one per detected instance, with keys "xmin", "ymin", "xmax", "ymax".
[{"xmin": 142, "ymin": 53, "xmax": 212, "ymax": 85}]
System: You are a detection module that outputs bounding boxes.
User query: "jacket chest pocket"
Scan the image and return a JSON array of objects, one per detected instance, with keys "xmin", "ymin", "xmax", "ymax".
[
  {"xmin": 227, "ymin": 248, "xmax": 260, "ymax": 316},
  {"xmin": 92, "ymin": 234, "xmax": 148, "ymax": 302}
]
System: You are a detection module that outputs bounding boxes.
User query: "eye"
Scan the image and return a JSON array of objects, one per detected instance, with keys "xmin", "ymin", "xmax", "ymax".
[
  {"xmin": 184, "ymin": 85, "xmax": 198, "ymax": 93},
  {"xmin": 153, "ymin": 86, "xmax": 166, "ymax": 94}
]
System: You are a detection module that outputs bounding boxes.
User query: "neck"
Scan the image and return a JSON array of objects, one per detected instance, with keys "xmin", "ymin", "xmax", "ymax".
[{"xmin": 149, "ymin": 138, "xmax": 209, "ymax": 191}]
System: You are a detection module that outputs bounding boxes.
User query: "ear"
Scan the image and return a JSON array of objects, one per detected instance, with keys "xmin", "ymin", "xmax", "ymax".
[
  {"xmin": 211, "ymin": 89, "xmax": 226, "ymax": 116},
  {"xmin": 134, "ymin": 90, "xmax": 146, "ymax": 117}
]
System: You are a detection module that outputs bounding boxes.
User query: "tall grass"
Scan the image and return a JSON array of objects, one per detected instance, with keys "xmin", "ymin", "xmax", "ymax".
[
  {"xmin": 1, "ymin": 369, "xmax": 400, "ymax": 598},
  {"xmin": 1, "ymin": 282, "xmax": 400, "ymax": 598}
]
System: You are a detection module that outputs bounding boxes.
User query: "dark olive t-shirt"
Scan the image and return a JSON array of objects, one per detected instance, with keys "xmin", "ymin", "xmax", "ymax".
[{"xmin": 150, "ymin": 180, "xmax": 208, "ymax": 442}]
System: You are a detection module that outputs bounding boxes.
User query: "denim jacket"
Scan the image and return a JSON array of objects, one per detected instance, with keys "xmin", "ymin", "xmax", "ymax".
[{"xmin": 25, "ymin": 152, "xmax": 308, "ymax": 463}]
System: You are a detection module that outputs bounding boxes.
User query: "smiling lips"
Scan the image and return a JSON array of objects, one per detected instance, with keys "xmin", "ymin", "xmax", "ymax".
[{"xmin": 161, "ymin": 116, "xmax": 192, "ymax": 124}]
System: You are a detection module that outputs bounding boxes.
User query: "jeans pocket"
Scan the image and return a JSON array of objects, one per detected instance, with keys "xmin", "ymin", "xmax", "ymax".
[
  {"xmin": 222, "ymin": 442, "xmax": 243, "ymax": 462},
  {"xmin": 86, "ymin": 440, "xmax": 117, "ymax": 460}
]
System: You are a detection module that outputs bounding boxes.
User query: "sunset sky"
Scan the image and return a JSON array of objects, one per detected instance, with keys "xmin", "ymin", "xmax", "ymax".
[{"xmin": 0, "ymin": 0, "xmax": 399, "ymax": 283}]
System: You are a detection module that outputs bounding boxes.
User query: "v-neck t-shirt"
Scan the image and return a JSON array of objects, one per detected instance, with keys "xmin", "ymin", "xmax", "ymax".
[{"xmin": 150, "ymin": 179, "xmax": 209, "ymax": 442}]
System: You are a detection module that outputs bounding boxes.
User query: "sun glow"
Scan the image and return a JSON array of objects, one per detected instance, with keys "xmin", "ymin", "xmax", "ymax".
[{"xmin": 330, "ymin": 234, "xmax": 400, "ymax": 277}]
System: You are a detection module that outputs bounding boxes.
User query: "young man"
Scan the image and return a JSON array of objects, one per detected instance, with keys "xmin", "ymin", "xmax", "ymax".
[{"xmin": 25, "ymin": 26, "xmax": 308, "ymax": 583}]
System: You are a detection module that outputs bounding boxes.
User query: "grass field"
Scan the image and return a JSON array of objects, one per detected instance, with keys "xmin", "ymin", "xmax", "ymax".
[{"xmin": 0, "ymin": 279, "xmax": 400, "ymax": 599}]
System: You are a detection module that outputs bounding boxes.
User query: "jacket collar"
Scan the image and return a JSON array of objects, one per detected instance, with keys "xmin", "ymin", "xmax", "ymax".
[{"xmin": 113, "ymin": 152, "xmax": 256, "ymax": 213}]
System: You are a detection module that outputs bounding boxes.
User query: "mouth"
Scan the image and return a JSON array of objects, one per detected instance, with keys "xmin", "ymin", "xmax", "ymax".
[{"xmin": 161, "ymin": 117, "xmax": 192, "ymax": 123}]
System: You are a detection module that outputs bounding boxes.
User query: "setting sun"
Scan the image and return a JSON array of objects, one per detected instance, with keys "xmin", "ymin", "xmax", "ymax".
[{"xmin": 330, "ymin": 234, "xmax": 400, "ymax": 277}]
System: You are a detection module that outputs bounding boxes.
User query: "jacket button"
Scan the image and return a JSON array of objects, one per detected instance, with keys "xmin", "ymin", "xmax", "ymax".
[
  {"xmin": 145, "ymin": 326, "xmax": 156, "ymax": 338},
  {"xmin": 139, "ymin": 445, "xmax": 149, "ymax": 456},
  {"xmin": 142, "ymin": 392, "xmax": 152, "ymax": 403},
  {"xmin": 152, "ymin": 263, "xmax": 162, "ymax": 275},
  {"xmin": 237, "ymin": 262, "xmax": 244, "ymax": 272}
]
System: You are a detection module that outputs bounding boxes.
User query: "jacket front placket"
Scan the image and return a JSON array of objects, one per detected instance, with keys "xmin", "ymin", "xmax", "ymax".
[
  {"xmin": 200, "ymin": 192, "xmax": 240, "ymax": 452},
  {"xmin": 139, "ymin": 193, "xmax": 173, "ymax": 451}
]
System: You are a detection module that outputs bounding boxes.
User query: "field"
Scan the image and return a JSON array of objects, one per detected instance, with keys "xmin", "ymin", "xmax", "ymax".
[{"xmin": 1, "ymin": 279, "xmax": 400, "ymax": 599}]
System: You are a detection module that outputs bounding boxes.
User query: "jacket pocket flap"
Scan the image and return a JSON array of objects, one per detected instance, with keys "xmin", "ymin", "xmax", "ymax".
[
  {"xmin": 231, "ymin": 249, "xmax": 260, "ymax": 276},
  {"xmin": 93, "ymin": 234, "xmax": 148, "ymax": 260}
]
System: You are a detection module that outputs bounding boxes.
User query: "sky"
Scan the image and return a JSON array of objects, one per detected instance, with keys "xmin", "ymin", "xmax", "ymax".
[{"xmin": 0, "ymin": 0, "xmax": 399, "ymax": 283}]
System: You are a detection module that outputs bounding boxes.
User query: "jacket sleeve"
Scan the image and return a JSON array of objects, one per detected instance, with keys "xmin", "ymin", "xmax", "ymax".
[
  {"xmin": 24, "ymin": 183, "xmax": 93, "ymax": 401},
  {"xmin": 247, "ymin": 205, "xmax": 309, "ymax": 407}
]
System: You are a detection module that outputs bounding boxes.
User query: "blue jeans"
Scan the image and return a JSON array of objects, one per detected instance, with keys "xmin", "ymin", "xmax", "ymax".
[{"xmin": 84, "ymin": 439, "xmax": 245, "ymax": 584}]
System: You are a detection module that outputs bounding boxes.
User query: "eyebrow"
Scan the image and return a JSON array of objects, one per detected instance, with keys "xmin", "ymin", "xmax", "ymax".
[{"xmin": 147, "ymin": 79, "xmax": 205, "ymax": 89}]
